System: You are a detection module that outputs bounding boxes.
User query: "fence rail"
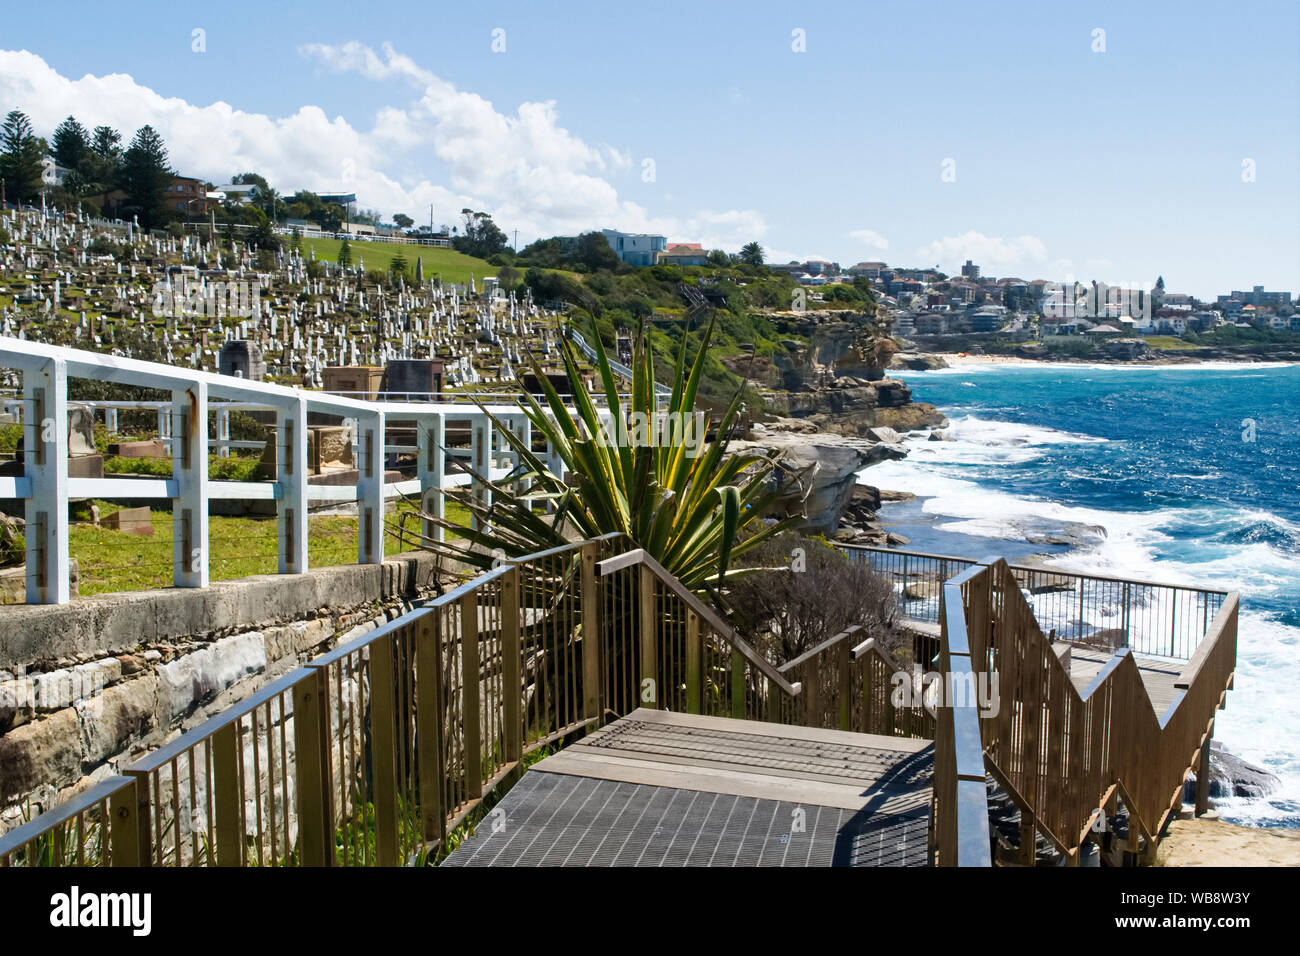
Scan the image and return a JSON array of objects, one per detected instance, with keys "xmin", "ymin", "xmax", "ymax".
[
  {"xmin": 838, "ymin": 543, "xmax": 1227, "ymax": 661},
  {"xmin": 0, "ymin": 337, "xmax": 622, "ymax": 605}
]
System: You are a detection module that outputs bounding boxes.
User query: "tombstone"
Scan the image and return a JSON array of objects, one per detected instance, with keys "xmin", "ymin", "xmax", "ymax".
[{"xmin": 218, "ymin": 339, "xmax": 267, "ymax": 381}]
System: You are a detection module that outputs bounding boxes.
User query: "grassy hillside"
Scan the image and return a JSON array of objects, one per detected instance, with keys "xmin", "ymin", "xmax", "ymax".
[{"xmin": 298, "ymin": 237, "xmax": 497, "ymax": 286}]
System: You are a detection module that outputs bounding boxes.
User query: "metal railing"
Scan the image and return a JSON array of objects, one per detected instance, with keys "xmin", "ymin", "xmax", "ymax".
[
  {"xmin": 0, "ymin": 533, "xmax": 634, "ymax": 867},
  {"xmin": 838, "ymin": 543, "xmax": 1227, "ymax": 660},
  {"xmin": 0, "ymin": 337, "xmax": 615, "ymax": 604}
]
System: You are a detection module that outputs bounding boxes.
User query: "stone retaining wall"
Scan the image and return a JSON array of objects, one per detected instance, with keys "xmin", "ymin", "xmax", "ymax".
[{"xmin": 0, "ymin": 551, "xmax": 442, "ymax": 836}]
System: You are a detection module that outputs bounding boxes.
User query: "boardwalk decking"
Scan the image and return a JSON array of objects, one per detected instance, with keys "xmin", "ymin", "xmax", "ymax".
[
  {"xmin": 1066, "ymin": 647, "xmax": 1184, "ymax": 715},
  {"xmin": 443, "ymin": 709, "xmax": 935, "ymax": 867}
]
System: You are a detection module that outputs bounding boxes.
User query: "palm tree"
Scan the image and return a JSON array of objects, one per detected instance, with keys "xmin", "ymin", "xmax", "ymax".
[{"xmin": 419, "ymin": 313, "xmax": 799, "ymax": 591}]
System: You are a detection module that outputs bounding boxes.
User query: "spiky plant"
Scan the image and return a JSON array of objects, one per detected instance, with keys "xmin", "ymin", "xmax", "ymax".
[{"xmin": 420, "ymin": 313, "xmax": 800, "ymax": 590}]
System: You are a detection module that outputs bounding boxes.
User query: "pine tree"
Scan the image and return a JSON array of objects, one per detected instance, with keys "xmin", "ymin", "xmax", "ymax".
[
  {"xmin": 338, "ymin": 236, "xmax": 352, "ymax": 268},
  {"xmin": 51, "ymin": 116, "xmax": 91, "ymax": 172},
  {"xmin": 0, "ymin": 110, "xmax": 47, "ymax": 206},
  {"xmin": 118, "ymin": 125, "xmax": 174, "ymax": 229}
]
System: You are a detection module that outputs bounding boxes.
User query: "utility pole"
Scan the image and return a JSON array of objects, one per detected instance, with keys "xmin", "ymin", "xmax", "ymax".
[{"xmin": 514, "ymin": 229, "xmax": 518, "ymax": 252}]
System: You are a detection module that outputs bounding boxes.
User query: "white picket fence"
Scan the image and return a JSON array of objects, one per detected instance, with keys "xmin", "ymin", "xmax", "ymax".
[{"xmin": 0, "ymin": 336, "xmax": 593, "ymax": 605}]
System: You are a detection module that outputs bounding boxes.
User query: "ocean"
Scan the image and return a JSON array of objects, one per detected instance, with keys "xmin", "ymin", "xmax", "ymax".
[{"xmin": 859, "ymin": 361, "xmax": 1300, "ymax": 828}]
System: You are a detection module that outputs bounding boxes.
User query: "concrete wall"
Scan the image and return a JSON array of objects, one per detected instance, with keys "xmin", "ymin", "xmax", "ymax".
[{"xmin": 0, "ymin": 551, "xmax": 442, "ymax": 835}]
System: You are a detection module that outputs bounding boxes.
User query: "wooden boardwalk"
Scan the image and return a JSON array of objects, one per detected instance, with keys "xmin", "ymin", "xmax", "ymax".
[
  {"xmin": 443, "ymin": 710, "xmax": 935, "ymax": 867},
  {"xmin": 1066, "ymin": 647, "xmax": 1184, "ymax": 715}
]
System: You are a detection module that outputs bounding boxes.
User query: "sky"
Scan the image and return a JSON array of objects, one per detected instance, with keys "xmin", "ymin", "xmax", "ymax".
[{"xmin": 1, "ymin": 0, "xmax": 1297, "ymax": 299}]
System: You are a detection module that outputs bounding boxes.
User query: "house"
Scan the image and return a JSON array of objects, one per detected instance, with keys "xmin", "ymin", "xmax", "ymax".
[
  {"xmin": 656, "ymin": 243, "xmax": 709, "ymax": 267},
  {"xmin": 599, "ymin": 229, "xmax": 666, "ymax": 266},
  {"xmin": 849, "ymin": 261, "xmax": 888, "ymax": 279},
  {"xmin": 212, "ymin": 182, "xmax": 261, "ymax": 205},
  {"xmin": 168, "ymin": 176, "xmax": 216, "ymax": 214}
]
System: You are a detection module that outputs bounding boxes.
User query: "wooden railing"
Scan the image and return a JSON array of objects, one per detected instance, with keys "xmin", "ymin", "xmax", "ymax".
[{"xmin": 936, "ymin": 558, "xmax": 1238, "ymax": 866}]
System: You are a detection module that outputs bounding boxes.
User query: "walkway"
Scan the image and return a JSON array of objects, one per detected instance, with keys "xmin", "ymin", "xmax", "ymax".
[{"xmin": 443, "ymin": 709, "xmax": 935, "ymax": 867}]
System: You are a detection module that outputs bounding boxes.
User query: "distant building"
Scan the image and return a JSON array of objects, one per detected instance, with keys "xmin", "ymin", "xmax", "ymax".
[
  {"xmin": 960, "ymin": 259, "xmax": 981, "ymax": 280},
  {"xmin": 849, "ymin": 261, "xmax": 888, "ymax": 279},
  {"xmin": 657, "ymin": 243, "xmax": 709, "ymax": 266},
  {"xmin": 1219, "ymin": 286, "xmax": 1292, "ymax": 310},
  {"xmin": 598, "ymin": 229, "xmax": 666, "ymax": 266},
  {"xmin": 212, "ymin": 182, "xmax": 261, "ymax": 205},
  {"xmin": 168, "ymin": 176, "xmax": 216, "ymax": 214}
]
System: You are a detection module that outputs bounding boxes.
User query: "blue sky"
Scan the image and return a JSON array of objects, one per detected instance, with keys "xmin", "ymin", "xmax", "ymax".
[{"xmin": 2, "ymin": 0, "xmax": 1297, "ymax": 298}]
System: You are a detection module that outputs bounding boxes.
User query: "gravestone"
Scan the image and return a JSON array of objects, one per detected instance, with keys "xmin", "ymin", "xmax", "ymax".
[{"xmin": 217, "ymin": 339, "xmax": 266, "ymax": 381}]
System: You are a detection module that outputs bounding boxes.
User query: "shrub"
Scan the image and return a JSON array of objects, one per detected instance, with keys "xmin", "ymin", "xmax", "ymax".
[{"xmin": 725, "ymin": 532, "xmax": 902, "ymax": 664}]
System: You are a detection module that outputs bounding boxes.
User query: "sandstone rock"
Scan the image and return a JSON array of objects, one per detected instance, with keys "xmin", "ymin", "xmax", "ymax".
[
  {"xmin": 731, "ymin": 431, "xmax": 907, "ymax": 534},
  {"xmin": 1184, "ymin": 742, "xmax": 1282, "ymax": 801},
  {"xmin": 0, "ymin": 708, "xmax": 82, "ymax": 801},
  {"xmin": 78, "ymin": 674, "xmax": 158, "ymax": 765},
  {"xmin": 156, "ymin": 632, "xmax": 267, "ymax": 726},
  {"xmin": 0, "ymin": 675, "xmax": 35, "ymax": 731}
]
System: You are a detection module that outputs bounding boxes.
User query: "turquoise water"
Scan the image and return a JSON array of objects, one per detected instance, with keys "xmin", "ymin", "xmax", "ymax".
[{"xmin": 861, "ymin": 362, "xmax": 1300, "ymax": 827}]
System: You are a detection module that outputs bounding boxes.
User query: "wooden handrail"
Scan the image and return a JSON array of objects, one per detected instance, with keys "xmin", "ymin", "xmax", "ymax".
[{"xmin": 597, "ymin": 548, "xmax": 801, "ymax": 697}]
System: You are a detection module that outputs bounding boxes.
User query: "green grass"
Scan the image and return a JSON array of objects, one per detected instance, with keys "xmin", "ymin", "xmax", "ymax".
[
  {"xmin": 1142, "ymin": 335, "xmax": 1200, "ymax": 350},
  {"xmin": 298, "ymin": 238, "xmax": 497, "ymax": 286},
  {"xmin": 59, "ymin": 498, "xmax": 470, "ymax": 597}
]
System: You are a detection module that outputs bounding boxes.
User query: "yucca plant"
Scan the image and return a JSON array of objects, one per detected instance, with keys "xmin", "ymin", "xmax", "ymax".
[{"xmin": 419, "ymin": 313, "xmax": 801, "ymax": 590}]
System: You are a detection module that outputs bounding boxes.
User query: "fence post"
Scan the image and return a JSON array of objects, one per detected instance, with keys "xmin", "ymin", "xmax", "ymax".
[
  {"xmin": 369, "ymin": 634, "xmax": 401, "ymax": 866},
  {"xmin": 415, "ymin": 611, "xmax": 446, "ymax": 846},
  {"xmin": 172, "ymin": 380, "xmax": 208, "ymax": 588},
  {"xmin": 417, "ymin": 413, "xmax": 445, "ymax": 544},
  {"xmin": 685, "ymin": 610, "xmax": 702, "ymax": 714},
  {"xmin": 109, "ymin": 778, "xmax": 141, "ymax": 867},
  {"xmin": 502, "ymin": 566, "xmax": 522, "ymax": 762},
  {"xmin": 581, "ymin": 543, "xmax": 603, "ymax": 720},
  {"xmin": 357, "ymin": 409, "xmax": 385, "ymax": 564},
  {"xmin": 24, "ymin": 356, "xmax": 69, "ymax": 604},
  {"xmin": 277, "ymin": 395, "xmax": 308, "ymax": 574},
  {"xmin": 639, "ymin": 564, "xmax": 657, "ymax": 708},
  {"xmin": 838, "ymin": 639, "xmax": 852, "ymax": 732},
  {"xmin": 292, "ymin": 669, "xmax": 334, "ymax": 866},
  {"xmin": 212, "ymin": 722, "xmax": 242, "ymax": 866},
  {"xmin": 461, "ymin": 592, "xmax": 483, "ymax": 800},
  {"xmin": 730, "ymin": 649, "xmax": 746, "ymax": 719},
  {"xmin": 470, "ymin": 415, "xmax": 493, "ymax": 531}
]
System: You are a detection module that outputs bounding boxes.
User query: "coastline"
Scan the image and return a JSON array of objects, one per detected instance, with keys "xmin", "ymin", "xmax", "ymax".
[{"xmin": 902, "ymin": 350, "xmax": 1300, "ymax": 369}]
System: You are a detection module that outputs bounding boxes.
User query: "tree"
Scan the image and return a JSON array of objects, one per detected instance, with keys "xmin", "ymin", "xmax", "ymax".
[
  {"xmin": 575, "ymin": 231, "xmax": 623, "ymax": 272},
  {"xmin": 392, "ymin": 213, "xmax": 414, "ymax": 229},
  {"xmin": 51, "ymin": 116, "xmax": 91, "ymax": 173},
  {"xmin": 452, "ymin": 208, "xmax": 509, "ymax": 259},
  {"xmin": 118, "ymin": 125, "xmax": 174, "ymax": 229},
  {"xmin": 707, "ymin": 249, "xmax": 730, "ymax": 268},
  {"xmin": 389, "ymin": 253, "xmax": 409, "ymax": 280},
  {"xmin": 337, "ymin": 237, "xmax": 352, "ymax": 268},
  {"xmin": 87, "ymin": 126, "xmax": 123, "ymax": 208},
  {"xmin": 0, "ymin": 111, "xmax": 46, "ymax": 206},
  {"xmin": 739, "ymin": 242, "xmax": 765, "ymax": 266}
]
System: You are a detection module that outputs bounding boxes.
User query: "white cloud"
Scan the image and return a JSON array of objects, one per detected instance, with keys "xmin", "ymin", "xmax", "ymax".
[
  {"xmin": 916, "ymin": 231, "xmax": 1049, "ymax": 275},
  {"xmin": 0, "ymin": 45, "xmax": 764, "ymax": 249},
  {"xmin": 848, "ymin": 229, "xmax": 889, "ymax": 251}
]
